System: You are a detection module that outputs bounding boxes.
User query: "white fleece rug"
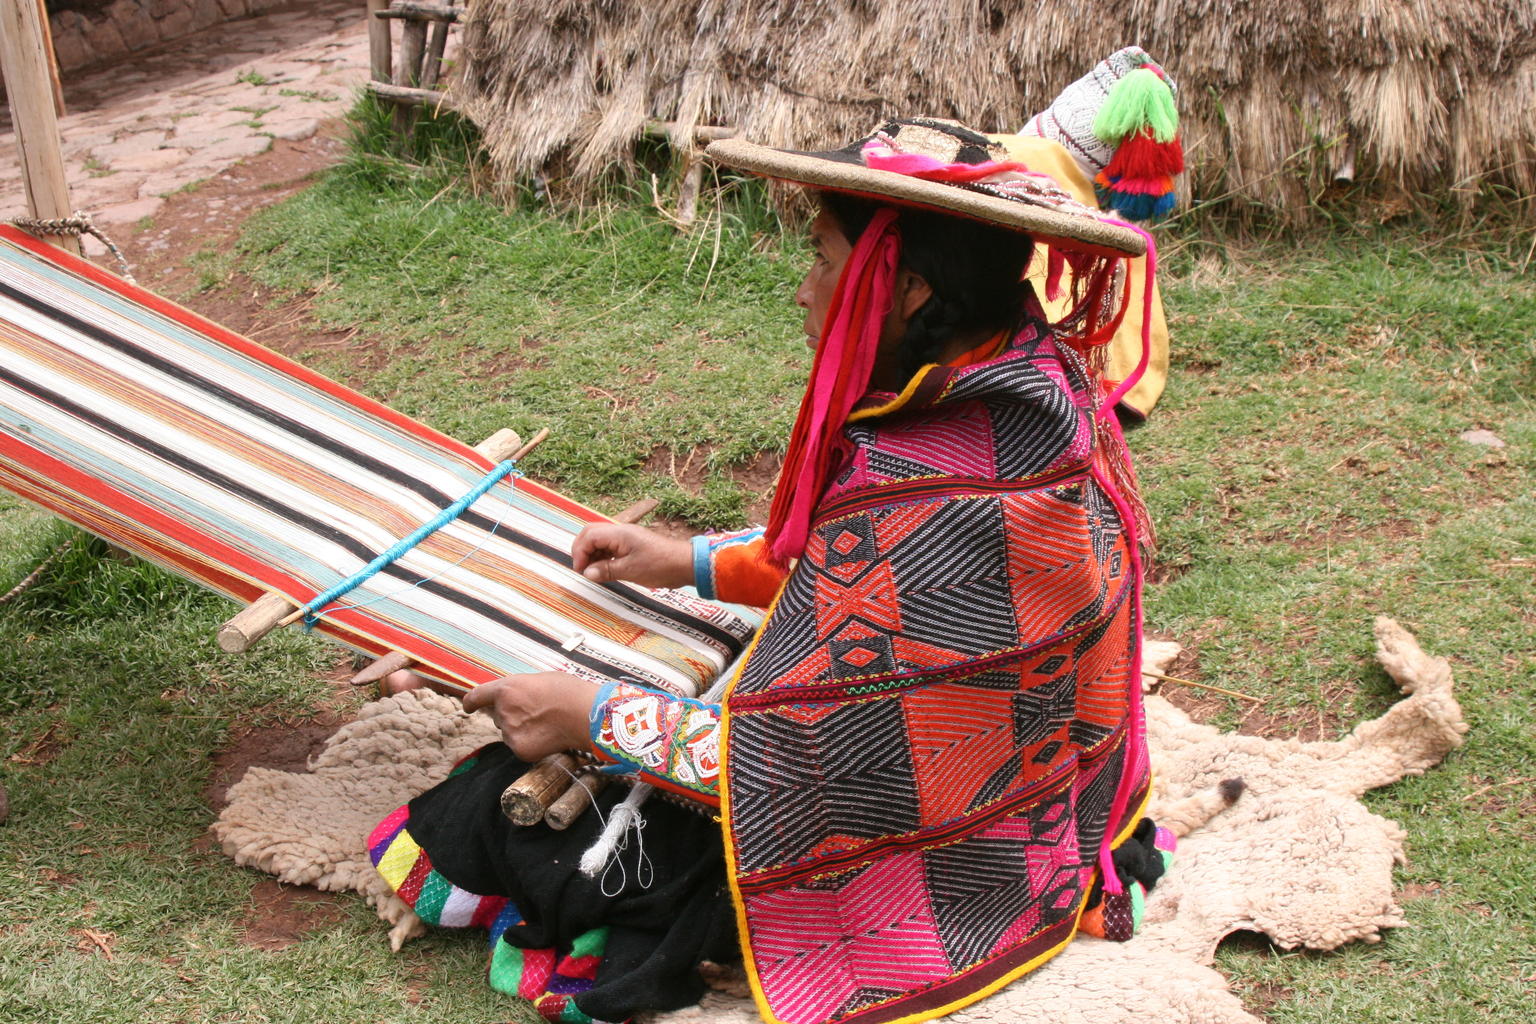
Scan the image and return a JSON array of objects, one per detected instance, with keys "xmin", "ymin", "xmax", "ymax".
[{"xmin": 214, "ymin": 617, "xmax": 1466, "ymax": 1024}]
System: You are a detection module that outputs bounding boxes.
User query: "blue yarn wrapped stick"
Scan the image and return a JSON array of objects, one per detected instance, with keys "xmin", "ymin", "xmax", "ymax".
[{"xmin": 284, "ymin": 458, "xmax": 522, "ymax": 628}]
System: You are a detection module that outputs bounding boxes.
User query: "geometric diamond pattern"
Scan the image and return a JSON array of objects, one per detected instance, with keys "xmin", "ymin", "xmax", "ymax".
[{"xmin": 725, "ymin": 314, "xmax": 1148, "ymax": 1024}]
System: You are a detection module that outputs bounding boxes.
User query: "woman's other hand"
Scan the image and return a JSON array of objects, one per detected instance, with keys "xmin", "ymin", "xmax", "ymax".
[
  {"xmin": 462, "ymin": 672, "xmax": 601, "ymax": 762},
  {"xmin": 571, "ymin": 523, "xmax": 692, "ymax": 588}
]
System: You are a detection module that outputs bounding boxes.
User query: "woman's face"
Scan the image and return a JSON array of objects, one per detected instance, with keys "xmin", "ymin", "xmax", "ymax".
[
  {"xmin": 795, "ymin": 210, "xmax": 852, "ymax": 349},
  {"xmin": 794, "ymin": 207, "xmax": 935, "ymax": 389}
]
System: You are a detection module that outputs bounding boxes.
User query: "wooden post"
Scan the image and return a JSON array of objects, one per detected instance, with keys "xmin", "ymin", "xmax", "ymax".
[
  {"xmin": 366, "ymin": 0, "xmax": 392, "ymax": 83},
  {"xmin": 394, "ymin": 19, "xmax": 429, "ymax": 85},
  {"xmin": 32, "ymin": 0, "xmax": 64, "ymax": 116},
  {"xmin": 676, "ymin": 156, "xmax": 704, "ymax": 227},
  {"xmin": 217, "ymin": 591, "xmax": 298, "ymax": 653},
  {"xmin": 390, "ymin": 16, "xmax": 429, "ymax": 138},
  {"xmin": 0, "ymin": 0, "xmax": 79, "ymax": 256},
  {"xmin": 419, "ymin": 0, "xmax": 456, "ymax": 91}
]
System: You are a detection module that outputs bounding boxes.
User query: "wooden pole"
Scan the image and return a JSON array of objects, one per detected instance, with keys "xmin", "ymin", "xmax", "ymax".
[
  {"xmin": 390, "ymin": 16, "xmax": 429, "ymax": 138},
  {"xmin": 394, "ymin": 19, "xmax": 429, "ymax": 84},
  {"xmin": 366, "ymin": 0, "xmax": 392, "ymax": 83},
  {"xmin": 32, "ymin": 0, "xmax": 64, "ymax": 116},
  {"xmin": 217, "ymin": 591, "xmax": 298, "ymax": 653},
  {"xmin": 420, "ymin": 17, "xmax": 451, "ymax": 91},
  {"xmin": 676, "ymin": 156, "xmax": 704, "ymax": 227},
  {"xmin": 0, "ymin": 0, "xmax": 79, "ymax": 256},
  {"xmin": 499, "ymin": 753, "xmax": 579, "ymax": 825}
]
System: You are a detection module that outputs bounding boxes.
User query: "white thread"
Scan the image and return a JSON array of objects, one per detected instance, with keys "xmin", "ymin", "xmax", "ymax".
[
  {"xmin": 328, "ymin": 474, "xmax": 521, "ymax": 617},
  {"xmin": 581, "ymin": 782, "xmax": 651, "ymax": 883}
]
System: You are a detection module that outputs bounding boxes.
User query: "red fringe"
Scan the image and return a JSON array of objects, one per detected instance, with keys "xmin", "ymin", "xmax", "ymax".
[
  {"xmin": 1094, "ymin": 171, "xmax": 1177, "ymax": 196},
  {"xmin": 1045, "ymin": 248, "xmax": 1066, "ymax": 302},
  {"xmin": 1103, "ymin": 130, "xmax": 1184, "ymax": 180}
]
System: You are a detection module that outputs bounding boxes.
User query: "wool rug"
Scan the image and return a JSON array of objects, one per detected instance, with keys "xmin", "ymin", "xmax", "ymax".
[{"xmin": 214, "ymin": 617, "xmax": 1466, "ymax": 1023}]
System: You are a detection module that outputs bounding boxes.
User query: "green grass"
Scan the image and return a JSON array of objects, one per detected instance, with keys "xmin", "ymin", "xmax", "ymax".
[
  {"xmin": 1, "ymin": 108, "xmax": 1533, "ymax": 1022},
  {"xmin": 1135, "ymin": 232, "xmax": 1536, "ymax": 1022},
  {"xmin": 232, "ymin": 109, "xmax": 804, "ymax": 525}
]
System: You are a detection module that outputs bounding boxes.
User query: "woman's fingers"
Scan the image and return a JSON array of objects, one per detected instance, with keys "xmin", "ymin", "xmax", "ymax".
[
  {"xmin": 571, "ymin": 523, "xmax": 693, "ymax": 588},
  {"xmin": 571, "ymin": 523, "xmax": 635, "ymax": 577},
  {"xmin": 461, "ymin": 672, "xmax": 601, "ymax": 762},
  {"xmin": 461, "ymin": 676, "xmax": 504, "ymax": 714}
]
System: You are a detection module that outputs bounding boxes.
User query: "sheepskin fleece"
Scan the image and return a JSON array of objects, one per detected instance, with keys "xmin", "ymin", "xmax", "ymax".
[{"xmin": 213, "ymin": 617, "xmax": 1466, "ymax": 1024}]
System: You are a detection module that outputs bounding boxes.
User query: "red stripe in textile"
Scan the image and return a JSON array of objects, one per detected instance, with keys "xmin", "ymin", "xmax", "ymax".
[
  {"xmin": 396, "ymin": 851, "xmax": 433, "ymax": 903},
  {"xmin": 556, "ymin": 953, "xmax": 602, "ymax": 980},
  {"xmin": 0, "ymin": 227, "xmax": 604, "ymax": 527},
  {"xmin": 0, "ymin": 430, "xmax": 287, "ymax": 589},
  {"xmin": 469, "ymin": 894, "xmax": 508, "ymax": 931},
  {"xmin": 0, "ymin": 436, "xmax": 496, "ymax": 689},
  {"xmin": 519, "ymin": 947, "xmax": 556, "ymax": 998}
]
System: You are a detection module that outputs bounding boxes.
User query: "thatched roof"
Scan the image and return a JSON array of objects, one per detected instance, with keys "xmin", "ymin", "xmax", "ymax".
[{"xmin": 452, "ymin": 1, "xmax": 1536, "ymax": 216}]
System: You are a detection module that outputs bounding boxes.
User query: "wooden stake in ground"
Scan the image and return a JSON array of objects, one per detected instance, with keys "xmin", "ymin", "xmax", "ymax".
[
  {"xmin": 0, "ymin": 0, "xmax": 79, "ymax": 256},
  {"xmin": 366, "ymin": 0, "xmax": 393, "ymax": 83}
]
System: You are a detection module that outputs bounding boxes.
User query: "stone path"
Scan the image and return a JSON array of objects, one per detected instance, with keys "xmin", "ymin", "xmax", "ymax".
[{"xmin": 0, "ymin": 0, "xmax": 370, "ymax": 256}]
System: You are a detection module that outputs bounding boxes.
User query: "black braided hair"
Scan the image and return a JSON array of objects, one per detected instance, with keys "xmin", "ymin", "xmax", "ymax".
[{"xmin": 818, "ymin": 192, "xmax": 1036, "ymax": 380}]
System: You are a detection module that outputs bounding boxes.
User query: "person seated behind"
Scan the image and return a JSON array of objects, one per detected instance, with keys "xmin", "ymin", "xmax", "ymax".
[{"xmin": 374, "ymin": 117, "xmax": 1160, "ymax": 1024}]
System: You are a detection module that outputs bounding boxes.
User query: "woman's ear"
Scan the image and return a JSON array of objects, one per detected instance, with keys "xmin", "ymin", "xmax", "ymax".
[{"xmin": 896, "ymin": 270, "xmax": 933, "ymax": 321}]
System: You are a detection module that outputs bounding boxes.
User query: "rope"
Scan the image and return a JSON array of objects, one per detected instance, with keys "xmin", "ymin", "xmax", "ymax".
[
  {"xmin": 299, "ymin": 459, "xmax": 523, "ymax": 627},
  {"xmin": 9, "ymin": 211, "xmax": 136, "ymax": 284},
  {"xmin": 0, "ymin": 537, "xmax": 74, "ymax": 606}
]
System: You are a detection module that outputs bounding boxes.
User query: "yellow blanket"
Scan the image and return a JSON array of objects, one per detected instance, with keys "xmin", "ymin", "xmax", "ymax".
[{"xmin": 991, "ymin": 136, "xmax": 1170, "ymax": 418}]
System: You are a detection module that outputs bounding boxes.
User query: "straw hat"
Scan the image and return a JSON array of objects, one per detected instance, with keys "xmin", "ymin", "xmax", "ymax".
[{"xmin": 706, "ymin": 117, "xmax": 1146, "ymax": 258}]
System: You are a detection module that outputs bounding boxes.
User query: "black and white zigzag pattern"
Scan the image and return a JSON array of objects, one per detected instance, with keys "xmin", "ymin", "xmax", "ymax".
[{"xmin": 730, "ymin": 698, "xmax": 920, "ymax": 872}]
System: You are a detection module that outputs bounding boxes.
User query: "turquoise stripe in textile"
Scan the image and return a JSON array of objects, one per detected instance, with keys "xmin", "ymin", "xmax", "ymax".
[{"xmin": 0, "ymin": 228, "xmax": 758, "ymax": 694}]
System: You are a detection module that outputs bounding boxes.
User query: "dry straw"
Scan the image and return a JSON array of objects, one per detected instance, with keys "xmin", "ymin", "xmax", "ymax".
[{"xmin": 449, "ymin": 1, "xmax": 1536, "ymax": 218}]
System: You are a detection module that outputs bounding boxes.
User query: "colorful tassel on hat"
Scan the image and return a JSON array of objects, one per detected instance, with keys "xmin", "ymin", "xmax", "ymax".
[{"xmin": 1091, "ymin": 67, "xmax": 1183, "ymax": 222}]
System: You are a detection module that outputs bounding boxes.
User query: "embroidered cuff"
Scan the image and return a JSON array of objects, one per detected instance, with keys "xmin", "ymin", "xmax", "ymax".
[
  {"xmin": 588, "ymin": 679, "xmax": 722, "ymax": 803},
  {"xmin": 692, "ymin": 527, "xmax": 778, "ymax": 606},
  {"xmin": 691, "ymin": 534, "xmax": 717, "ymax": 600}
]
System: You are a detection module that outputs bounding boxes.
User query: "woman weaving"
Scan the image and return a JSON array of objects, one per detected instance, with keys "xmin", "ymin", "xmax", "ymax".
[{"xmin": 372, "ymin": 117, "xmax": 1170, "ymax": 1024}]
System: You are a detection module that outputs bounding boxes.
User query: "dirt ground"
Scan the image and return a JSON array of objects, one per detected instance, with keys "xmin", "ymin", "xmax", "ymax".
[{"xmin": 99, "ymin": 129, "xmax": 356, "ymax": 357}]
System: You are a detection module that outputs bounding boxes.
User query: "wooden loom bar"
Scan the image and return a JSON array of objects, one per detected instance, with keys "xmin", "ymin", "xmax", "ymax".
[
  {"xmin": 500, "ymin": 752, "xmax": 578, "ymax": 825},
  {"xmin": 544, "ymin": 769, "xmax": 610, "ymax": 830},
  {"xmin": 217, "ymin": 591, "xmax": 297, "ymax": 653},
  {"xmin": 350, "ymin": 649, "xmax": 413, "ymax": 686}
]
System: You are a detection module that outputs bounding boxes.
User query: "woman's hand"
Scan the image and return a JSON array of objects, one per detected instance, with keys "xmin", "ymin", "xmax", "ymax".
[
  {"xmin": 572, "ymin": 522, "xmax": 693, "ymax": 589},
  {"xmin": 462, "ymin": 672, "xmax": 601, "ymax": 762}
]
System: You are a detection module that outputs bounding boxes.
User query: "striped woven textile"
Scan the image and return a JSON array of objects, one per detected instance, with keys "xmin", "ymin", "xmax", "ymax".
[{"xmin": 0, "ymin": 225, "xmax": 755, "ymax": 695}]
